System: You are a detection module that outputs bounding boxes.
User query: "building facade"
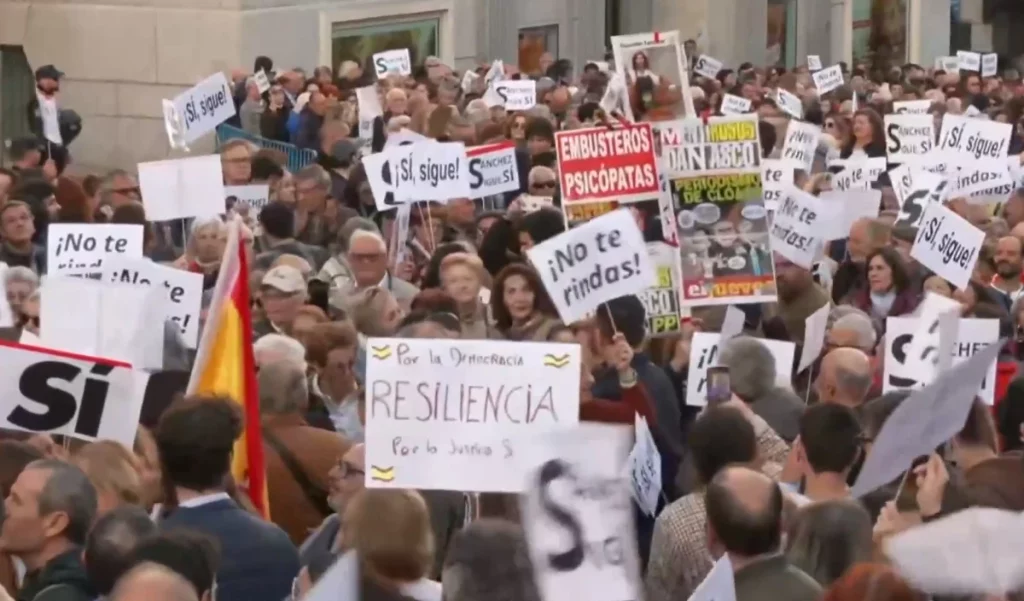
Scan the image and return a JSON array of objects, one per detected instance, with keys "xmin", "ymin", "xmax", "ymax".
[{"xmin": 0, "ymin": 0, "xmax": 957, "ymax": 171}]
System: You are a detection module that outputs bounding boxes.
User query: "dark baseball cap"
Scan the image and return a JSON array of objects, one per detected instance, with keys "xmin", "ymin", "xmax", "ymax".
[
  {"xmin": 34, "ymin": 64, "xmax": 64, "ymax": 81},
  {"xmin": 330, "ymin": 139, "xmax": 357, "ymax": 163}
]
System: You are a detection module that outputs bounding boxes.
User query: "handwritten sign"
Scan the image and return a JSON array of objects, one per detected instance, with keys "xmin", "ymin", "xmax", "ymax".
[
  {"xmin": 694, "ymin": 55, "xmax": 723, "ymax": 79},
  {"xmin": 138, "ymin": 155, "xmax": 226, "ymax": 221},
  {"xmin": 885, "ymin": 114, "xmax": 935, "ymax": 163},
  {"xmin": 225, "ymin": 184, "xmax": 270, "ymax": 211},
  {"xmin": 769, "ymin": 187, "xmax": 830, "ymax": 269},
  {"xmin": 812, "ymin": 64, "xmax": 844, "ymax": 95},
  {"xmin": 720, "ymin": 93, "xmax": 751, "ymax": 115},
  {"xmin": 0, "ymin": 341, "xmax": 149, "ymax": 448},
  {"xmin": 686, "ymin": 333, "xmax": 795, "ymax": 406},
  {"xmin": 830, "ymin": 157, "xmax": 887, "ymax": 191},
  {"xmin": 373, "ymin": 49, "xmax": 412, "ymax": 78},
  {"xmin": 169, "ymin": 72, "xmax": 236, "ymax": 145},
  {"xmin": 527, "ymin": 209, "xmax": 654, "ymax": 324},
  {"xmin": 364, "ymin": 338, "xmax": 580, "ymax": 492},
  {"xmin": 520, "ymin": 424, "xmax": 641, "ymax": 601},
  {"xmin": 780, "ymin": 121, "xmax": 820, "ymax": 171},
  {"xmin": 47, "ymin": 224, "xmax": 144, "ymax": 278},
  {"xmin": 555, "ymin": 124, "xmax": 659, "ymax": 204},
  {"xmin": 101, "ymin": 256, "xmax": 204, "ymax": 348},
  {"xmin": 911, "ymin": 202, "xmax": 985, "ymax": 290}
]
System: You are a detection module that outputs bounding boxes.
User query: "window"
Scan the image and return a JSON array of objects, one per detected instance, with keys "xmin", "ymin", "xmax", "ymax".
[
  {"xmin": 518, "ymin": 25, "xmax": 559, "ymax": 76},
  {"xmin": 853, "ymin": 0, "xmax": 907, "ymax": 69},
  {"xmin": 0, "ymin": 46, "xmax": 33, "ymax": 167},
  {"xmin": 767, "ymin": 0, "xmax": 797, "ymax": 67},
  {"xmin": 331, "ymin": 16, "xmax": 439, "ymax": 76}
]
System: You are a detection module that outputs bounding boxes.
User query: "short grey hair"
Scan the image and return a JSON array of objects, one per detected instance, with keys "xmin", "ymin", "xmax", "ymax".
[
  {"xmin": 98, "ymin": 169, "xmax": 134, "ymax": 205},
  {"xmin": 30, "ymin": 459, "xmax": 98, "ymax": 546},
  {"xmin": 190, "ymin": 216, "xmax": 225, "ymax": 237},
  {"xmin": 528, "ymin": 166, "xmax": 556, "ymax": 187},
  {"xmin": 294, "ymin": 164, "xmax": 330, "ymax": 190},
  {"xmin": 337, "ymin": 217, "xmax": 381, "ymax": 254},
  {"xmin": 4, "ymin": 265, "xmax": 39, "ymax": 287},
  {"xmin": 258, "ymin": 362, "xmax": 308, "ymax": 415},
  {"xmin": 718, "ymin": 336, "xmax": 776, "ymax": 401},
  {"xmin": 830, "ymin": 312, "xmax": 877, "ymax": 349},
  {"xmin": 396, "ymin": 320, "xmax": 458, "ymax": 339},
  {"xmin": 347, "ymin": 229, "xmax": 387, "ymax": 254},
  {"xmin": 253, "ymin": 334, "xmax": 307, "ymax": 370}
]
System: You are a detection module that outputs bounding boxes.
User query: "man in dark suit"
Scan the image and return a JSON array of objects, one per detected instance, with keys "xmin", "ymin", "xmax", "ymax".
[{"xmin": 155, "ymin": 397, "xmax": 299, "ymax": 601}]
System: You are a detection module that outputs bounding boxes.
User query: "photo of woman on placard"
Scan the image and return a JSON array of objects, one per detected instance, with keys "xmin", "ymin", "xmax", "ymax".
[{"xmin": 630, "ymin": 51, "xmax": 661, "ymax": 85}]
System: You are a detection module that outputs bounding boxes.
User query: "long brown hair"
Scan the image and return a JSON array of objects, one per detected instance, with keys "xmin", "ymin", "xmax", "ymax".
[{"xmin": 490, "ymin": 263, "xmax": 558, "ymax": 329}]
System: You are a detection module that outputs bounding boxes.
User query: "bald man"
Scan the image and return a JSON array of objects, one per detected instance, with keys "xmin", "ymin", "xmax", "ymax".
[
  {"xmin": 814, "ymin": 347, "xmax": 873, "ymax": 408},
  {"xmin": 705, "ymin": 467, "xmax": 821, "ymax": 601},
  {"xmin": 111, "ymin": 564, "xmax": 198, "ymax": 601},
  {"xmin": 992, "ymin": 235, "xmax": 1024, "ymax": 304}
]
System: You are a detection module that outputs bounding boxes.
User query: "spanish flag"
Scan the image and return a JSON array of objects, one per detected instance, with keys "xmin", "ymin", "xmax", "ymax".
[{"xmin": 186, "ymin": 219, "xmax": 268, "ymax": 518}]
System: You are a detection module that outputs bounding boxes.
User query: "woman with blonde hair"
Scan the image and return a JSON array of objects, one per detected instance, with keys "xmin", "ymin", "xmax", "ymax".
[
  {"xmin": 72, "ymin": 440, "xmax": 144, "ymax": 515},
  {"xmin": 343, "ymin": 489, "xmax": 440, "ymax": 601},
  {"xmin": 439, "ymin": 252, "xmax": 495, "ymax": 339},
  {"xmin": 345, "ymin": 286, "xmax": 405, "ymax": 337}
]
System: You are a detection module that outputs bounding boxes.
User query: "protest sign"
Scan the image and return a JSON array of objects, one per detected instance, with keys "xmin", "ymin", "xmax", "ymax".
[
  {"xmin": 610, "ymin": 30, "xmax": 696, "ymax": 120},
  {"xmin": 138, "ymin": 154, "xmax": 226, "ymax": 222},
  {"xmin": 852, "ymin": 340, "xmax": 1001, "ymax": 497},
  {"xmin": 48, "ymin": 224, "xmax": 144, "ymax": 278},
  {"xmin": 627, "ymin": 415, "xmax": 661, "ymax": 517},
  {"xmin": 492, "ymin": 80, "xmax": 537, "ymax": 111},
  {"xmin": 686, "ymin": 333, "xmax": 795, "ymax": 406},
  {"xmin": 555, "ymin": 123, "xmax": 659, "ymax": 204},
  {"xmin": 520, "ymin": 423, "xmax": 641, "ymax": 601},
  {"xmin": 799, "ymin": 303, "xmax": 830, "ymax": 373},
  {"xmin": 807, "ymin": 55, "xmax": 822, "ymax": 71},
  {"xmin": 818, "ymin": 189, "xmax": 883, "ymax": 241},
  {"xmin": 720, "ymin": 305, "xmax": 746, "ymax": 341},
  {"xmin": 460, "ymin": 70, "xmax": 479, "ymax": 93},
  {"xmin": 957, "ymin": 50, "xmax": 981, "ymax": 72},
  {"xmin": 936, "ymin": 56, "xmax": 960, "ymax": 72},
  {"xmin": 830, "ymin": 157, "xmax": 887, "ymax": 191},
  {"xmin": 639, "ymin": 242, "xmax": 683, "ymax": 336},
  {"xmin": 225, "ymin": 184, "xmax": 270, "ymax": 212},
  {"xmin": 884, "ymin": 114, "xmax": 935, "ymax": 163},
  {"xmin": 466, "ymin": 141, "xmax": 520, "ymax": 199},
  {"xmin": 364, "ymin": 141, "xmax": 471, "ymax": 208},
  {"xmin": 364, "ymin": 338, "xmax": 580, "ymax": 492},
  {"xmin": 780, "ymin": 121, "xmax": 820, "ymax": 171},
  {"xmin": 982, "ymin": 53, "xmax": 999, "ymax": 78},
  {"xmin": 169, "ymin": 71, "xmax": 235, "ymax": 145},
  {"xmin": 949, "ymin": 161, "xmax": 1015, "ymax": 199},
  {"xmin": 720, "ymin": 93, "xmax": 751, "ymax": 115},
  {"xmin": 253, "ymin": 69, "xmax": 270, "ymax": 94},
  {"xmin": 884, "ymin": 316, "xmax": 999, "ymax": 404},
  {"xmin": 893, "ymin": 169, "xmax": 948, "ymax": 228},
  {"xmin": 938, "ymin": 114, "xmax": 1012, "ymax": 163},
  {"xmin": 305, "ymin": 551, "xmax": 358, "ymax": 601},
  {"xmin": 769, "ymin": 187, "xmax": 831, "ymax": 269},
  {"xmin": 812, "ymin": 64, "xmax": 844, "ymax": 95},
  {"xmin": 372, "ymin": 49, "xmax": 412, "ymax": 78},
  {"xmin": 666, "ymin": 117, "xmax": 775, "ymax": 307},
  {"xmin": 484, "ymin": 59, "xmax": 505, "ymax": 84},
  {"xmin": 911, "ymin": 202, "xmax": 985, "ymax": 290},
  {"xmin": 893, "ymin": 99, "xmax": 932, "ymax": 115},
  {"xmin": 694, "ymin": 54, "xmax": 723, "ymax": 79},
  {"xmin": 101, "ymin": 256, "xmax": 204, "ymax": 348},
  {"xmin": 902, "ymin": 293, "xmax": 960, "ymax": 385},
  {"xmin": 0, "ymin": 341, "xmax": 149, "ymax": 448},
  {"xmin": 161, "ymin": 99, "xmax": 188, "ymax": 150},
  {"xmin": 885, "ymin": 508, "xmax": 1024, "ymax": 596},
  {"xmin": 527, "ymin": 209, "xmax": 654, "ymax": 323},
  {"xmin": 761, "ymin": 159, "xmax": 792, "ymax": 212},
  {"xmin": 689, "ymin": 556, "xmax": 736, "ymax": 601},
  {"xmin": 520, "ymin": 195, "xmax": 555, "ymax": 213},
  {"xmin": 41, "ymin": 276, "xmax": 164, "ymax": 370},
  {"xmin": 775, "ymin": 88, "xmax": 803, "ymax": 119},
  {"xmin": 355, "ymin": 86, "xmax": 383, "ymax": 140}
]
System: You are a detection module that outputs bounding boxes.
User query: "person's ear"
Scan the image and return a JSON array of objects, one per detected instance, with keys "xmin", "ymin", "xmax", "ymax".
[{"xmin": 41, "ymin": 510, "xmax": 70, "ymax": 540}]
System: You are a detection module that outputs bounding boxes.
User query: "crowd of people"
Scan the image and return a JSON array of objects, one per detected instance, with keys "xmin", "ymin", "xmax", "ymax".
[{"xmin": 2, "ymin": 36, "xmax": 1024, "ymax": 601}]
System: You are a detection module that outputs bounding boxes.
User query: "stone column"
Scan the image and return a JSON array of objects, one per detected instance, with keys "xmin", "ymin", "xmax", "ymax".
[{"xmin": 485, "ymin": 0, "xmax": 519, "ymax": 64}]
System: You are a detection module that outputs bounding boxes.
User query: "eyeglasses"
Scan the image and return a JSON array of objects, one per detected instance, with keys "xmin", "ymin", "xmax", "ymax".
[
  {"xmin": 113, "ymin": 186, "xmax": 141, "ymax": 197},
  {"xmin": 348, "ymin": 252, "xmax": 384, "ymax": 262},
  {"xmin": 532, "ymin": 181, "xmax": 557, "ymax": 189}
]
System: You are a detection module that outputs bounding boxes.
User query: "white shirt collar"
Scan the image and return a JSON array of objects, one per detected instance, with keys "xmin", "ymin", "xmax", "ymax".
[{"xmin": 178, "ymin": 492, "xmax": 231, "ymax": 508}]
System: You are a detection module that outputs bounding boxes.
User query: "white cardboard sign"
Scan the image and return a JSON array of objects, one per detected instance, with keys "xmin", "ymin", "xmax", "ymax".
[
  {"xmin": 884, "ymin": 114, "xmax": 935, "ymax": 163},
  {"xmin": 253, "ymin": 69, "xmax": 271, "ymax": 94},
  {"xmin": 780, "ymin": 121, "xmax": 820, "ymax": 171},
  {"xmin": 139, "ymin": 154, "xmax": 226, "ymax": 221},
  {"xmin": 761, "ymin": 159, "xmax": 793, "ymax": 212},
  {"xmin": 830, "ymin": 157, "xmax": 887, "ymax": 191},
  {"xmin": 893, "ymin": 99, "xmax": 932, "ymax": 115},
  {"xmin": 520, "ymin": 424, "xmax": 641, "ymax": 601},
  {"xmin": 807, "ymin": 55, "xmax": 823, "ymax": 71},
  {"xmin": 957, "ymin": 50, "xmax": 982, "ymax": 72},
  {"xmin": 893, "ymin": 169, "xmax": 948, "ymax": 228},
  {"xmin": 685, "ymin": 333, "xmax": 795, "ymax": 407},
  {"xmin": 776, "ymin": 88, "xmax": 803, "ymax": 119},
  {"xmin": 467, "ymin": 142, "xmax": 520, "ymax": 199},
  {"xmin": 527, "ymin": 209, "xmax": 655, "ymax": 324},
  {"xmin": 884, "ymin": 316, "xmax": 999, "ymax": 405},
  {"xmin": 47, "ymin": 224, "xmax": 145, "ymax": 278},
  {"xmin": 911, "ymin": 201, "xmax": 985, "ymax": 290},
  {"xmin": 373, "ymin": 49, "xmax": 412, "ymax": 78},
  {"xmin": 936, "ymin": 56, "xmax": 960, "ymax": 72},
  {"xmin": 169, "ymin": 71, "xmax": 236, "ymax": 145},
  {"xmin": 0, "ymin": 341, "xmax": 149, "ymax": 448},
  {"xmin": 982, "ymin": 53, "xmax": 999, "ymax": 78},
  {"xmin": 938, "ymin": 114, "xmax": 1012, "ymax": 163},
  {"xmin": 949, "ymin": 161, "xmax": 1015, "ymax": 199},
  {"xmin": 769, "ymin": 187, "xmax": 831, "ymax": 269},
  {"xmin": 812, "ymin": 65, "xmax": 844, "ymax": 95},
  {"xmin": 720, "ymin": 94, "xmax": 751, "ymax": 115},
  {"xmin": 225, "ymin": 184, "xmax": 270, "ymax": 212},
  {"xmin": 365, "ymin": 141, "xmax": 472, "ymax": 208},
  {"xmin": 627, "ymin": 415, "xmax": 661, "ymax": 517},
  {"xmin": 364, "ymin": 338, "xmax": 580, "ymax": 492},
  {"xmin": 818, "ymin": 189, "xmax": 883, "ymax": 241},
  {"xmin": 493, "ymin": 80, "xmax": 537, "ymax": 111},
  {"xmin": 100, "ymin": 256, "xmax": 204, "ymax": 349},
  {"xmin": 694, "ymin": 55, "xmax": 723, "ymax": 79},
  {"xmin": 355, "ymin": 86, "xmax": 383, "ymax": 140}
]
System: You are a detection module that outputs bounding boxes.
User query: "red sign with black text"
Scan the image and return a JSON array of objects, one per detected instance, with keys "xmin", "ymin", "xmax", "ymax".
[{"xmin": 555, "ymin": 123, "xmax": 660, "ymax": 205}]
